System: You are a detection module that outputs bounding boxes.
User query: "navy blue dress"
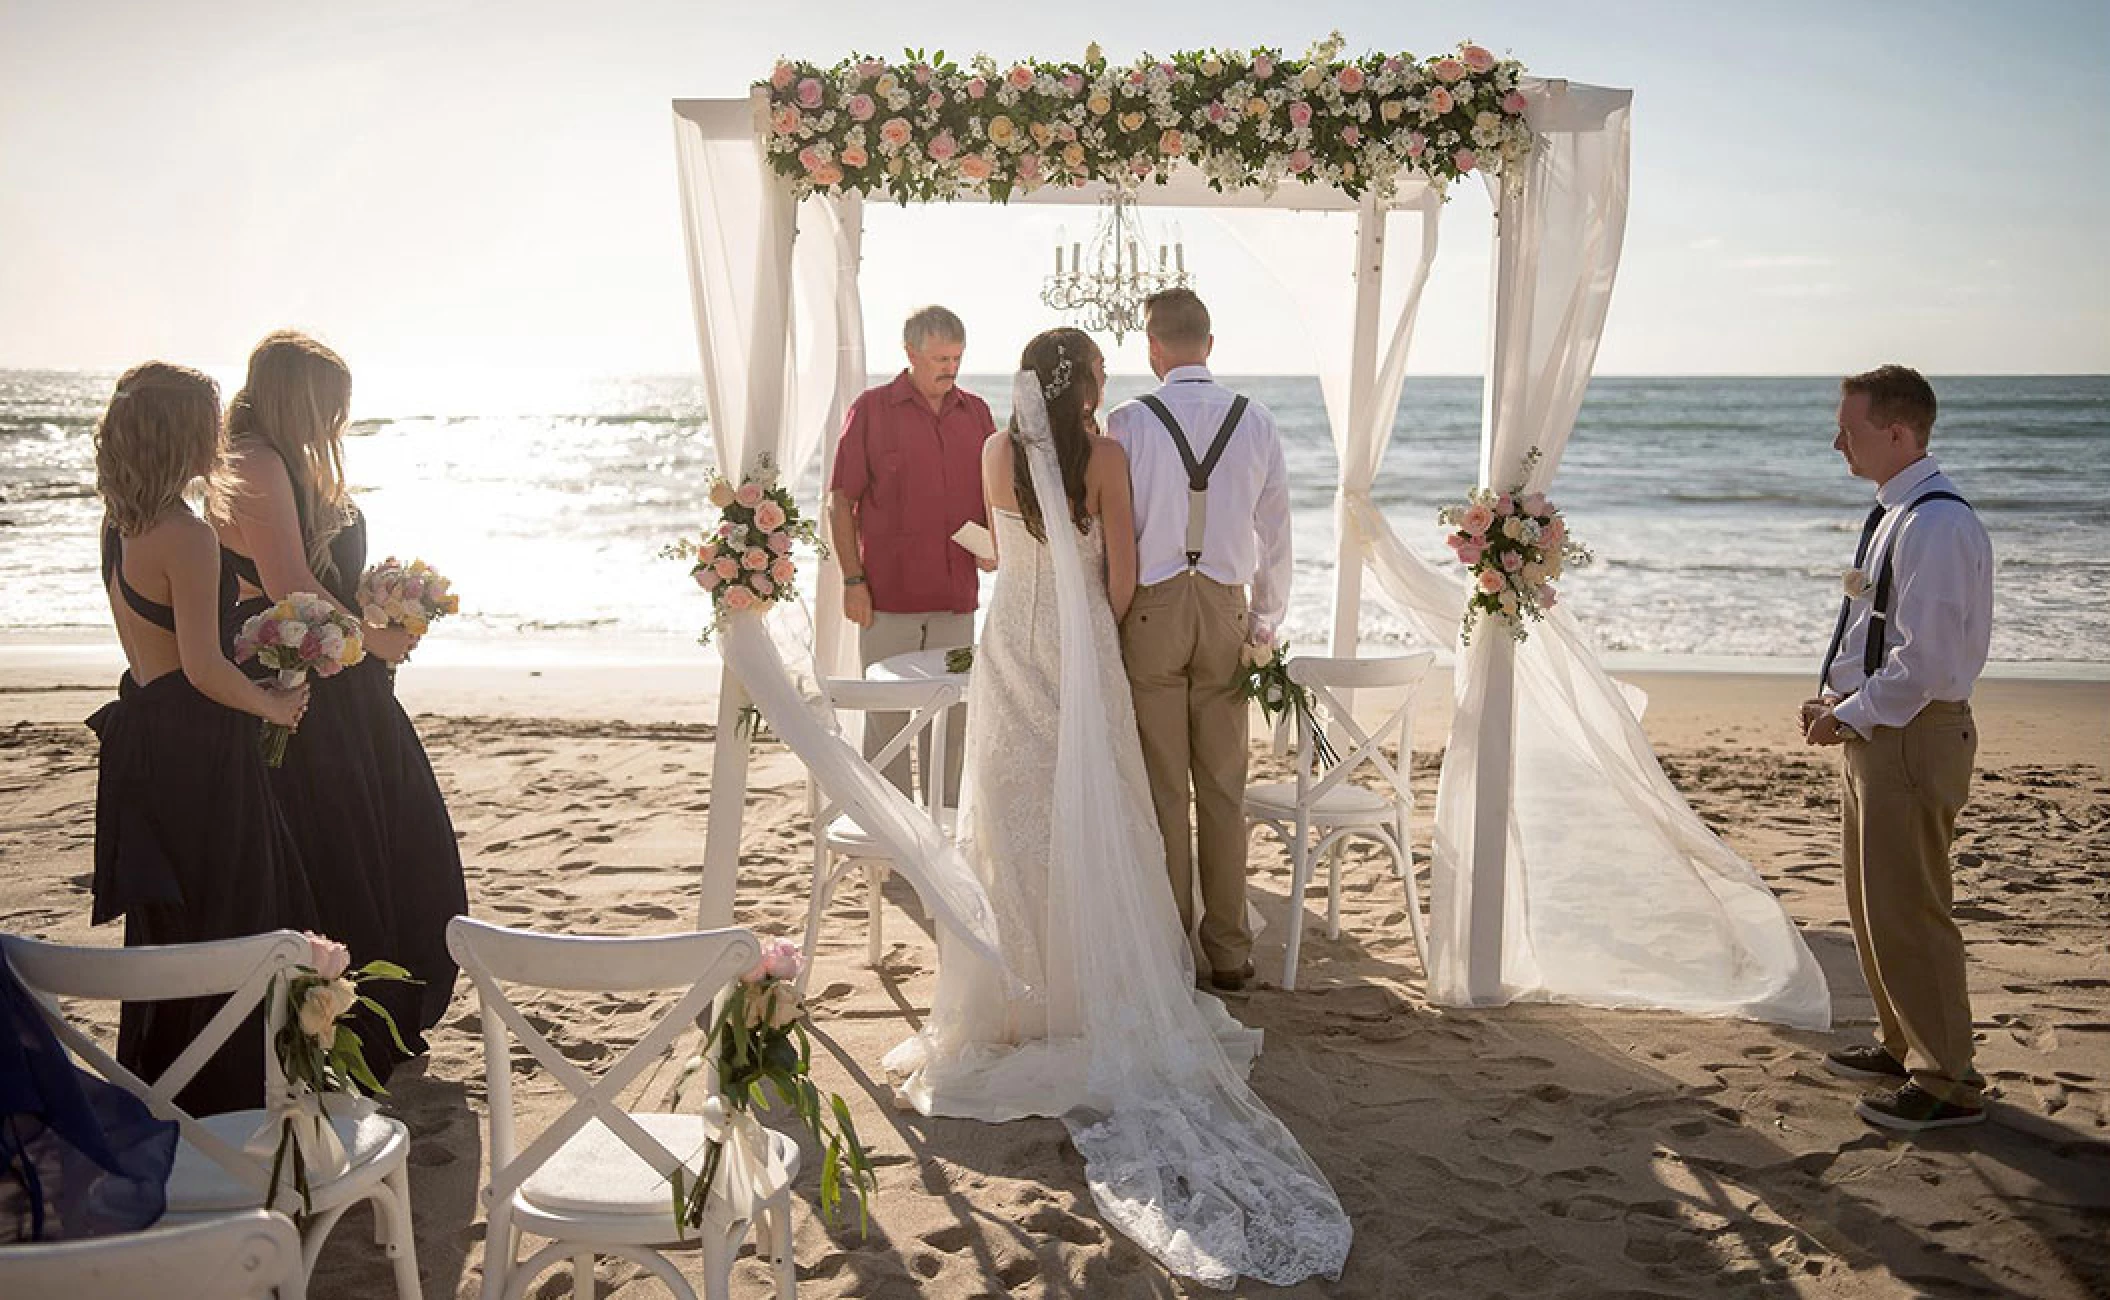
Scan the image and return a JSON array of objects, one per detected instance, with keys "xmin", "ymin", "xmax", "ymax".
[
  {"xmin": 224, "ymin": 500, "xmax": 467, "ymax": 1079},
  {"xmin": 89, "ymin": 526, "xmax": 316, "ymax": 1116}
]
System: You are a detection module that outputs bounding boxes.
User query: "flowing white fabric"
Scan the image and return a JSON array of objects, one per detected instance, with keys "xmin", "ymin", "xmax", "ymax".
[{"xmin": 887, "ymin": 373, "xmax": 1351, "ymax": 1289}]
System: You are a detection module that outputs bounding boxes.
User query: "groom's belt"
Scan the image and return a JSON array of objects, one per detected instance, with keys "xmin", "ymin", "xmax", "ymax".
[{"xmin": 1138, "ymin": 394, "xmax": 1249, "ymax": 567}]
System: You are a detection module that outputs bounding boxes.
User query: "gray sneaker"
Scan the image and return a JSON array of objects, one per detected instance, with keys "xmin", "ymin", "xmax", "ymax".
[
  {"xmin": 1824, "ymin": 1044, "xmax": 1908, "ymax": 1083},
  {"xmin": 1856, "ymin": 1082, "xmax": 1986, "ymax": 1132}
]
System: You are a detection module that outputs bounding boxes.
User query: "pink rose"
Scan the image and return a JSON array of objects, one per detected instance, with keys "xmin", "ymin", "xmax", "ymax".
[
  {"xmin": 770, "ymin": 557, "xmax": 796, "ymax": 583},
  {"xmin": 304, "ymin": 932, "xmax": 351, "ymax": 980},
  {"xmin": 1462, "ymin": 45, "xmax": 1496, "ymax": 74},
  {"xmin": 879, "ymin": 117, "xmax": 912, "ymax": 148},
  {"xmin": 770, "ymin": 106, "xmax": 800, "ymax": 135},
  {"xmin": 1158, "ymin": 128, "xmax": 1184, "ymax": 155},
  {"xmin": 1544, "ymin": 518, "xmax": 1566, "ymax": 547},
  {"xmin": 840, "ymin": 144, "xmax": 869, "ymax": 168},
  {"xmin": 1501, "ymin": 551, "xmax": 1523, "ymax": 573},
  {"xmin": 734, "ymin": 482, "xmax": 764, "ymax": 508},
  {"xmin": 795, "ymin": 77, "xmax": 824, "ymax": 108},
  {"xmin": 256, "ymin": 620, "xmax": 281, "ymax": 646},
  {"xmin": 846, "ymin": 93, "xmax": 875, "ymax": 121},
  {"xmin": 857, "ymin": 59, "xmax": 885, "ymax": 79},
  {"xmin": 965, "ymin": 76, "xmax": 987, "ymax": 100},
  {"xmin": 714, "ymin": 557, "xmax": 739, "ymax": 580},
  {"xmin": 1477, "ymin": 569, "xmax": 1505, "ymax": 594},
  {"xmin": 1503, "ymin": 90, "xmax": 1529, "ymax": 115},
  {"xmin": 812, "ymin": 160, "xmax": 843, "ymax": 188},
  {"xmin": 1457, "ymin": 543, "xmax": 1485, "ymax": 567},
  {"xmin": 1287, "ymin": 149, "xmax": 1312, "ymax": 173},
  {"xmin": 1341, "ymin": 125, "xmax": 1360, "ymax": 145},
  {"xmin": 1495, "ymin": 492, "xmax": 1515, "ymax": 515},
  {"xmin": 1008, "ymin": 64, "xmax": 1035, "ymax": 90},
  {"xmin": 754, "ymin": 500, "xmax": 787, "ymax": 531},
  {"xmin": 1061, "ymin": 72, "xmax": 1084, "ymax": 94},
  {"xmin": 696, "ymin": 567, "xmax": 722, "ymax": 592},
  {"xmin": 747, "ymin": 936, "xmax": 804, "ymax": 983},
  {"xmin": 1453, "ymin": 148, "xmax": 1478, "ymax": 174},
  {"xmin": 1460, "ymin": 502, "xmax": 1494, "ymax": 534},
  {"xmin": 299, "ymin": 631, "xmax": 322, "ymax": 659},
  {"xmin": 1207, "ymin": 101, "xmax": 1227, "ymax": 122},
  {"xmin": 912, "ymin": 64, "xmax": 932, "ymax": 85},
  {"xmin": 1522, "ymin": 493, "xmax": 1548, "ymax": 517},
  {"xmin": 1251, "ymin": 55, "xmax": 1274, "ymax": 79},
  {"xmin": 1433, "ymin": 58, "xmax": 1467, "ymax": 84},
  {"xmin": 1382, "ymin": 57, "xmax": 1404, "ymax": 74},
  {"xmin": 1016, "ymin": 152, "xmax": 1043, "ymax": 182},
  {"xmin": 925, "ymin": 90, "xmax": 943, "ymax": 110},
  {"xmin": 1337, "ymin": 65, "xmax": 1366, "ymax": 93},
  {"xmin": 1405, "ymin": 131, "xmax": 1428, "ymax": 158},
  {"xmin": 769, "ymin": 62, "xmax": 796, "ymax": 90},
  {"xmin": 928, "ymin": 131, "xmax": 958, "ymax": 161},
  {"xmin": 723, "ymin": 585, "xmax": 756, "ymax": 612},
  {"xmin": 767, "ymin": 530, "xmax": 793, "ymax": 554},
  {"xmin": 1287, "ymin": 100, "xmax": 1313, "ymax": 129},
  {"xmin": 742, "ymin": 547, "xmax": 769, "ymax": 571},
  {"xmin": 1426, "ymin": 87, "xmax": 1455, "ymax": 115},
  {"xmin": 959, "ymin": 154, "xmax": 994, "ymax": 180},
  {"xmin": 750, "ymin": 574, "xmax": 775, "ymax": 598},
  {"xmin": 1129, "ymin": 69, "xmax": 1146, "ymax": 86},
  {"xmin": 796, "ymin": 145, "xmax": 824, "ymax": 172},
  {"xmin": 1540, "ymin": 584, "xmax": 1558, "ymax": 609}
]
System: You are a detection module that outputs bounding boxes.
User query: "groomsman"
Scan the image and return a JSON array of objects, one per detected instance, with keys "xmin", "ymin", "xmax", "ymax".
[
  {"xmin": 1802, "ymin": 364, "xmax": 1994, "ymax": 1131},
  {"xmin": 828, "ymin": 306, "xmax": 994, "ymax": 796},
  {"xmin": 1110, "ymin": 289, "xmax": 1292, "ymax": 993}
]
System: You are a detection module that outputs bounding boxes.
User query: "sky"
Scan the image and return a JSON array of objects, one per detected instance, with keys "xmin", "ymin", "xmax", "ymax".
[{"xmin": 2, "ymin": 0, "xmax": 2106, "ymax": 379}]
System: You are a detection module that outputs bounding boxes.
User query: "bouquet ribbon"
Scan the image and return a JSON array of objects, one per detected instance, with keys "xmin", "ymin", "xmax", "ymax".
[{"xmin": 243, "ymin": 1087, "xmax": 372, "ymax": 1193}]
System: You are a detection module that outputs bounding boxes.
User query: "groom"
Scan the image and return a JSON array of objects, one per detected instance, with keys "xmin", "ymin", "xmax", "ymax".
[{"xmin": 1109, "ymin": 289, "xmax": 1293, "ymax": 993}]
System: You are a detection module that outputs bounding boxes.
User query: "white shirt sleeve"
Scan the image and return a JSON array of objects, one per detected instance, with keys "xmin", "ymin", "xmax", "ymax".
[
  {"xmin": 1248, "ymin": 422, "xmax": 1293, "ymax": 640},
  {"xmin": 1831, "ymin": 505, "xmax": 1992, "ymax": 735}
]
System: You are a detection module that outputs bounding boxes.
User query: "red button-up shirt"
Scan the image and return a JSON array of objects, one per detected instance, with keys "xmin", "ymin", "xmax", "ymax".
[{"xmin": 829, "ymin": 372, "xmax": 994, "ymax": 615}]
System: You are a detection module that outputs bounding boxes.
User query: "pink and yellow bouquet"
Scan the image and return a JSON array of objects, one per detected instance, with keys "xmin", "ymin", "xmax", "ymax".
[
  {"xmin": 357, "ymin": 557, "xmax": 459, "ymax": 637},
  {"xmin": 233, "ymin": 593, "xmax": 366, "ymax": 765},
  {"xmin": 1437, "ymin": 450, "xmax": 1592, "ymax": 644},
  {"xmin": 665, "ymin": 459, "xmax": 825, "ymax": 644}
]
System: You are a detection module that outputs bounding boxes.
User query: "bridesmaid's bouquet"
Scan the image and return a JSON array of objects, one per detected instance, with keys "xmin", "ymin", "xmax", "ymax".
[
  {"xmin": 233, "ymin": 594, "xmax": 366, "ymax": 766},
  {"xmin": 1437, "ymin": 447, "xmax": 1593, "ymax": 645},
  {"xmin": 672, "ymin": 938, "xmax": 874, "ymax": 1235},
  {"xmin": 357, "ymin": 557, "xmax": 460, "ymax": 636},
  {"xmin": 664, "ymin": 458, "xmax": 825, "ymax": 645},
  {"xmin": 254, "ymin": 932, "xmax": 417, "ymax": 1221}
]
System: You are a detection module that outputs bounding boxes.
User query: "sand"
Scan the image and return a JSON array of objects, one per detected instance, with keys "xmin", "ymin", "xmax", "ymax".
[{"xmin": 3, "ymin": 640, "xmax": 2106, "ymax": 1299}]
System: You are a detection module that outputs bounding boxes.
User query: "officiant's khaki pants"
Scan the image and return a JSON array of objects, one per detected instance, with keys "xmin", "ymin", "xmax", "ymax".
[
  {"xmin": 1841, "ymin": 701, "xmax": 1983, "ymax": 1107},
  {"xmin": 1120, "ymin": 572, "xmax": 1251, "ymax": 974},
  {"xmin": 860, "ymin": 611, "xmax": 971, "ymax": 804}
]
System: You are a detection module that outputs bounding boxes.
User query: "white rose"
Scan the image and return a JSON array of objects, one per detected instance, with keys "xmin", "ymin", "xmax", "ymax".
[
  {"xmin": 1842, "ymin": 568, "xmax": 1870, "ymax": 598},
  {"xmin": 298, "ymin": 978, "xmax": 359, "ymax": 1043}
]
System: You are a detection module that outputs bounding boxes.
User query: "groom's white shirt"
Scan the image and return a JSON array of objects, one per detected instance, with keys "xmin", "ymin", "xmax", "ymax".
[{"xmin": 1107, "ymin": 365, "xmax": 1294, "ymax": 637}]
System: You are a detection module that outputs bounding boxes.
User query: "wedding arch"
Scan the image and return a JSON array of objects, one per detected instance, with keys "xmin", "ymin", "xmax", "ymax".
[{"xmin": 668, "ymin": 39, "xmax": 1829, "ymax": 1029}]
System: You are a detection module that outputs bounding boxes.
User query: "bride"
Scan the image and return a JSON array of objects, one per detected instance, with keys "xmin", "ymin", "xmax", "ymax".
[{"xmin": 884, "ymin": 329, "xmax": 1351, "ymax": 1288}]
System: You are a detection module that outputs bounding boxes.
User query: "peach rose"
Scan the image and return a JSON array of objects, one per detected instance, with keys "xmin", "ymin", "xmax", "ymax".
[
  {"xmin": 1337, "ymin": 65, "xmax": 1366, "ymax": 93},
  {"xmin": 1119, "ymin": 111, "xmax": 1145, "ymax": 133},
  {"xmin": 965, "ymin": 76, "xmax": 987, "ymax": 99},
  {"xmin": 987, "ymin": 115, "xmax": 1018, "ymax": 146},
  {"xmin": 722, "ymin": 585, "xmax": 756, "ymax": 612},
  {"xmin": 1462, "ymin": 45, "xmax": 1496, "ymax": 74},
  {"xmin": 770, "ymin": 105, "xmax": 800, "ymax": 135},
  {"xmin": 1426, "ymin": 87, "xmax": 1455, "ymax": 115},
  {"xmin": 879, "ymin": 117, "xmax": 912, "ymax": 149},
  {"xmin": 750, "ymin": 574, "xmax": 775, "ymax": 598},
  {"xmin": 1453, "ymin": 148, "xmax": 1477, "ymax": 173},
  {"xmin": 713, "ymin": 556, "xmax": 739, "ymax": 580},
  {"xmin": 845, "ymin": 93, "xmax": 875, "ymax": 121},
  {"xmin": 1460, "ymin": 502, "xmax": 1494, "ymax": 534},
  {"xmin": 1432, "ymin": 58, "xmax": 1467, "ymax": 84},
  {"xmin": 695, "ymin": 567, "xmax": 721, "ymax": 592},
  {"xmin": 1087, "ymin": 91, "xmax": 1112, "ymax": 116},
  {"xmin": 1476, "ymin": 569, "xmax": 1505, "ymax": 594},
  {"xmin": 709, "ymin": 478, "xmax": 734, "ymax": 506},
  {"xmin": 770, "ymin": 557, "xmax": 796, "ymax": 583},
  {"xmin": 1158, "ymin": 129, "xmax": 1184, "ymax": 155},
  {"xmin": 754, "ymin": 500, "xmax": 787, "ymax": 531},
  {"xmin": 769, "ymin": 62, "xmax": 795, "ymax": 90},
  {"xmin": 742, "ymin": 547, "xmax": 769, "ymax": 571},
  {"xmin": 839, "ymin": 144, "xmax": 869, "ymax": 168},
  {"xmin": 1287, "ymin": 149, "xmax": 1312, "ymax": 173},
  {"xmin": 1287, "ymin": 100, "xmax": 1312, "ymax": 129},
  {"xmin": 767, "ymin": 529, "xmax": 793, "ymax": 554},
  {"xmin": 1247, "ymin": 96, "xmax": 1269, "ymax": 119},
  {"xmin": 959, "ymin": 154, "xmax": 994, "ymax": 180},
  {"xmin": 1062, "ymin": 142, "xmax": 1085, "ymax": 168},
  {"xmin": 735, "ymin": 482, "xmax": 764, "ymax": 508},
  {"xmin": 1008, "ymin": 64, "xmax": 1035, "ymax": 90},
  {"xmin": 928, "ymin": 131, "xmax": 959, "ymax": 161}
]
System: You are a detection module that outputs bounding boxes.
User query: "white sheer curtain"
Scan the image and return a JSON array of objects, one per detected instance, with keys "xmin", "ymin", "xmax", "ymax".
[
  {"xmin": 672, "ymin": 99, "xmax": 1002, "ymax": 965},
  {"xmin": 1426, "ymin": 82, "xmax": 1828, "ymax": 1026}
]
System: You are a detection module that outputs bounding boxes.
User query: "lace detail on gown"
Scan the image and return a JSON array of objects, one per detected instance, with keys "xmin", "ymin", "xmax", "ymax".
[{"xmin": 885, "ymin": 382, "xmax": 1351, "ymax": 1288}]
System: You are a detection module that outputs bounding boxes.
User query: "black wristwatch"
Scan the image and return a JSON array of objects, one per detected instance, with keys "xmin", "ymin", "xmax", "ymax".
[{"xmin": 843, "ymin": 575, "xmax": 867, "ymax": 587}]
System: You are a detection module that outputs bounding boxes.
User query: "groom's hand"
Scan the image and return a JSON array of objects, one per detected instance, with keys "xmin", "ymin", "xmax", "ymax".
[
  {"xmin": 1797, "ymin": 696, "xmax": 1827, "ymax": 740},
  {"xmin": 1805, "ymin": 707, "xmax": 1853, "ymax": 747}
]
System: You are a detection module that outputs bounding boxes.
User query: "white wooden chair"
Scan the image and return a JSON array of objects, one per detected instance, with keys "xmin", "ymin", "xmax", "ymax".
[
  {"xmin": 0, "ymin": 1208, "xmax": 307, "ymax": 1299},
  {"xmin": 802, "ymin": 676, "xmax": 964, "ymax": 989},
  {"xmin": 0, "ymin": 930, "xmax": 422, "ymax": 1298},
  {"xmin": 447, "ymin": 917, "xmax": 800, "ymax": 1300},
  {"xmin": 1243, "ymin": 651, "xmax": 1437, "ymax": 991}
]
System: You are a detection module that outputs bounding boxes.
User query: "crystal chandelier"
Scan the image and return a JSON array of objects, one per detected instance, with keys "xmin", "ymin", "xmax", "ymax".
[{"xmin": 1040, "ymin": 195, "xmax": 1189, "ymax": 344}]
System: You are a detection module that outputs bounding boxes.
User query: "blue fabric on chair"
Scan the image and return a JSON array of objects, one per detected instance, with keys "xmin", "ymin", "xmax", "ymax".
[{"xmin": 0, "ymin": 948, "xmax": 177, "ymax": 1242}]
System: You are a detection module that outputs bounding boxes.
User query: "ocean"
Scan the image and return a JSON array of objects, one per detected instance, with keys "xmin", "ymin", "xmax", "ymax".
[{"xmin": 4, "ymin": 370, "xmax": 2105, "ymax": 670}]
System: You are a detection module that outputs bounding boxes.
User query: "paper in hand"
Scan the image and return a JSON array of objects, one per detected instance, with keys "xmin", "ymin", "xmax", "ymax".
[{"xmin": 952, "ymin": 521, "xmax": 996, "ymax": 563}]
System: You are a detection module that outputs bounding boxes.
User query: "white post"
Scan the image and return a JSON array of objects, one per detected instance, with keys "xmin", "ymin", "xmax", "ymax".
[
  {"xmin": 1329, "ymin": 194, "xmax": 1385, "ymax": 661},
  {"xmin": 1466, "ymin": 189, "xmax": 1521, "ymax": 1003},
  {"xmin": 813, "ymin": 193, "xmax": 867, "ymax": 686}
]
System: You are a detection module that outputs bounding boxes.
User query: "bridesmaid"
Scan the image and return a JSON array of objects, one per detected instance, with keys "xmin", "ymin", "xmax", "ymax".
[
  {"xmin": 212, "ymin": 331, "xmax": 467, "ymax": 1079},
  {"xmin": 87, "ymin": 362, "xmax": 314, "ymax": 1115}
]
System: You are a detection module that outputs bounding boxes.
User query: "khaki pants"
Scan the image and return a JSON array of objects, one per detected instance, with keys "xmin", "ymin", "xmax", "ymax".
[
  {"xmin": 1120, "ymin": 572, "xmax": 1251, "ymax": 974},
  {"xmin": 1841, "ymin": 700, "xmax": 1983, "ymax": 1106},
  {"xmin": 860, "ymin": 610, "xmax": 971, "ymax": 804}
]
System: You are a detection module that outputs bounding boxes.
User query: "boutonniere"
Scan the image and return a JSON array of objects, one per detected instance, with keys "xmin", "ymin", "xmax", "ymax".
[{"xmin": 1842, "ymin": 568, "xmax": 1871, "ymax": 598}]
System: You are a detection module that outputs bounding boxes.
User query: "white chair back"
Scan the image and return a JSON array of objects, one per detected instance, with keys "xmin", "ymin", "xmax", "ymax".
[
  {"xmin": 444, "ymin": 917, "xmax": 761, "ymax": 1213},
  {"xmin": 0, "ymin": 1208, "xmax": 307, "ymax": 1299},
  {"xmin": 1287, "ymin": 651, "xmax": 1435, "ymax": 807},
  {"xmin": 820, "ymin": 676, "xmax": 963, "ymax": 818},
  {"xmin": 1, "ymin": 930, "xmax": 308, "ymax": 1194}
]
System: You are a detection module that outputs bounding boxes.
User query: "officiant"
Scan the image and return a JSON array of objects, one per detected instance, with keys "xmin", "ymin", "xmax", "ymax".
[{"xmin": 827, "ymin": 305, "xmax": 995, "ymax": 799}]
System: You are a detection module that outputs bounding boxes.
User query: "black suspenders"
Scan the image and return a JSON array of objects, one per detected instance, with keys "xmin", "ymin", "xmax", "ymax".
[
  {"xmin": 1861, "ymin": 489, "xmax": 1971, "ymax": 676},
  {"xmin": 1138, "ymin": 392, "xmax": 1249, "ymax": 568}
]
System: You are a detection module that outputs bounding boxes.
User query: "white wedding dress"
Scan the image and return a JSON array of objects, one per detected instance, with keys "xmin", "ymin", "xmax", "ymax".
[{"xmin": 885, "ymin": 373, "xmax": 1351, "ymax": 1289}]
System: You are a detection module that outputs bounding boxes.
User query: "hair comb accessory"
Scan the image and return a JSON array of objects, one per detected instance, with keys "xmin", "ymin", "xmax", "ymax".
[{"xmin": 1043, "ymin": 345, "xmax": 1076, "ymax": 401}]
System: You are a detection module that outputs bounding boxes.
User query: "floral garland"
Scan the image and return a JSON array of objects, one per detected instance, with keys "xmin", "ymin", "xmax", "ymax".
[
  {"xmin": 759, "ymin": 32, "xmax": 1531, "ymax": 204},
  {"xmin": 1438, "ymin": 449, "xmax": 1592, "ymax": 644},
  {"xmin": 665, "ymin": 458, "xmax": 826, "ymax": 645}
]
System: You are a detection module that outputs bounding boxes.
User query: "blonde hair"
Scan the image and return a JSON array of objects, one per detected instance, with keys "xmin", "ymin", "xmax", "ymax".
[
  {"xmin": 94, "ymin": 362, "xmax": 225, "ymax": 537},
  {"xmin": 220, "ymin": 330, "xmax": 355, "ymax": 582}
]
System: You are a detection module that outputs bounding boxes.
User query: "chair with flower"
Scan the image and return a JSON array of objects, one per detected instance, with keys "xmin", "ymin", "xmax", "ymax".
[
  {"xmin": 447, "ymin": 918, "xmax": 840, "ymax": 1300},
  {"xmin": 1242, "ymin": 650, "xmax": 1437, "ymax": 990},
  {"xmin": 0, "ymin": 929, "xmax": 422, "ymax": 1298}
]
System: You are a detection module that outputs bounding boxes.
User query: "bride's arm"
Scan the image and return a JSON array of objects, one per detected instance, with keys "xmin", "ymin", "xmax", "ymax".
[
  {"xmin": 1090, "ymin": 440, "xmax": 1137, "ymax": 621},
  {"xmin": 979, "ymin": 433, "xmax": 1012, "ymax": 566}
]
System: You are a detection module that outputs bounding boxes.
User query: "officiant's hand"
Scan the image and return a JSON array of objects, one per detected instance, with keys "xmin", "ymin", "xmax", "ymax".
[
  {"xmin": 843, "ymin": 582, "xmax": 873, "ymax": 628},
  {"xmin": 975, "ymin": 553, "xmax": 998, "ymax": 573}
]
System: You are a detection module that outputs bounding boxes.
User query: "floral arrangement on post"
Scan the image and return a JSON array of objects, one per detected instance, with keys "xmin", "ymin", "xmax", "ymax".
[
  {"xmin": 357, "ymin": 557, "xmax": 460, "ymax": 636},
  {"xmin": 233, "ymin": 594, "xmax": 367, "ymax": 765},
  {"xmin": 664, "ymin": 457, "xmax": 826, "ymax": 645},
  {"xmin": 1437, "ymin": 449, "xmax": 1592, "ymax": 644},
  {"xmin": 672, "ymin": 938, "xmax": 875, "ymax": 1234},
  {"xmin": 1233, "ymin": 631, "xmax": 1339, "ymax": 767},
  {"xmin": 256, "ymin": 933, "xmax": 416, "ymax": 1220},
  {"xmin": 757, "ymin": 32, "xmax": 1532, "ymax": 204}
]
